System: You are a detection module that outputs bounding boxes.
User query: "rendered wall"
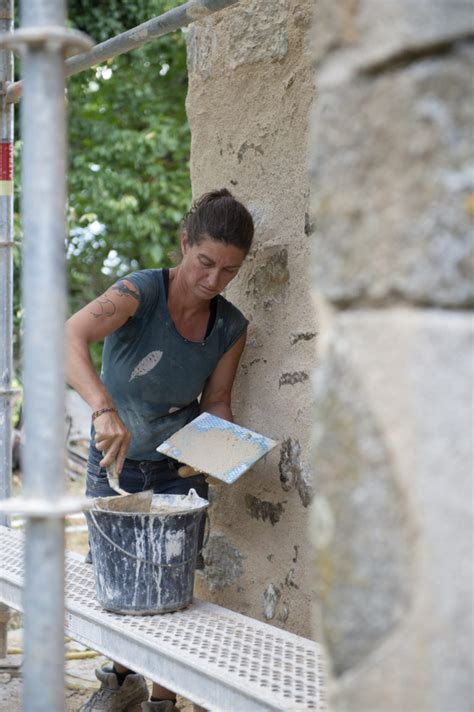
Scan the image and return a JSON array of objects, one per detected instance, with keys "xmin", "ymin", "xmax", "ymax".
[
  {"xmin": 186, "ymin": 0, "xmax": 316, "ymax": 638},
  {"xmin": 310, "ymin": 1, "xmax": 474, "ymax": 710}
]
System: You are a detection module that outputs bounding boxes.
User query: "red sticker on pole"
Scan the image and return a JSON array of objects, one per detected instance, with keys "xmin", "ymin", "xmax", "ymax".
[{"xmin": 0, "ymin": 140, "xmax": 13, "ymax": 196}]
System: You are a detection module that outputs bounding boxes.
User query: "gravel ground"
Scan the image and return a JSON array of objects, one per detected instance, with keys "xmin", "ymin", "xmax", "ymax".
[{"xmin": 0, "ymin": 626, "xmax": 110, "ymax": 711}]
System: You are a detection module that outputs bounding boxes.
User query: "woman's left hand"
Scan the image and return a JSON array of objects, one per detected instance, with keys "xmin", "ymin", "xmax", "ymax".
[
  {"xmin": 178, "ymin": 464, "xmax": 219, "ymax": 485},
  {"xmin": 177, "ymin": 465, "xmax": 201, "ymax": 478}
]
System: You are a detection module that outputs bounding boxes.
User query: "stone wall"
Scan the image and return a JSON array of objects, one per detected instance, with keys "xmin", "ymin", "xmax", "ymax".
[
  {"xmin": 310, "ymin": 1, "xmax": 474, "ymax": 710},
  {"xmin": 186, "ymin": 0, "xmax": 317, "ymax": 637}
]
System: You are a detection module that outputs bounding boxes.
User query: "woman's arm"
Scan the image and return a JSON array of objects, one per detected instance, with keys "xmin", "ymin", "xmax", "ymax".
[
  {"xmin": 65, "ymin": 279, "xmax": 140, "ymax": 472},
  {"xmin": 200, "ymin": 330, "xmax": 247, "ymax": 422}
]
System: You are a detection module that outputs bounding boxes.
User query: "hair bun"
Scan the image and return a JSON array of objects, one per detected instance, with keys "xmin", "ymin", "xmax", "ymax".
[
  {"xmin": 198, "ymin": 188, "xmax": 233, "ymax": 206},
  {"xmin": 211, "ymin": 188, "xmax": 232, "ymax": 199}
]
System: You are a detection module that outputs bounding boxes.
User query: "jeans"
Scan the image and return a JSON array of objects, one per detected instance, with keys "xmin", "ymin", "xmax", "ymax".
[{"xmin": 85, "ymin": 443, "xmax": 209, "ymax": 557}]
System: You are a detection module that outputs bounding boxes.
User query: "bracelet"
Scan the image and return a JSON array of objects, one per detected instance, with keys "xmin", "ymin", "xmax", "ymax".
[{"xmin": 91, "ymin": 407, "xmax": 117, "ymax": 422}]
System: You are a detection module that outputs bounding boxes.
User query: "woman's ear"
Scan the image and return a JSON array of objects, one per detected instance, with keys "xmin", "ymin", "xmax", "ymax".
[{"xmin": 181, "ymin": 231, "xmax": 189, "ymax": 256}]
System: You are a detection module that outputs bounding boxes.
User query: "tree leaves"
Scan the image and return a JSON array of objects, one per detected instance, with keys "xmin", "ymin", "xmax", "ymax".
[{"xmin": 67, "ymin": 0, "xmax": 191, "ymax": 312}]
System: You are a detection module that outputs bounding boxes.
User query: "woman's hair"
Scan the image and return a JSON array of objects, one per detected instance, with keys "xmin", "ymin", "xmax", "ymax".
[{"xmin": 184, "ymin": 188, "xmax": 254, "ymax": 255}]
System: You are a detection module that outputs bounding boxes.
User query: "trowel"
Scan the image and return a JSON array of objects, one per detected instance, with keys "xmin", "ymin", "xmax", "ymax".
[
  {"xmin": 104, "ymin": 460, "xmax": 153, "ymax": 512},
  {"xmin": 105, "ymin": 460, "xmax": 127, "ymax": 496},
  {"xmin": 157, "ymin": 412, "xmax": 277, "ymax": 485}
]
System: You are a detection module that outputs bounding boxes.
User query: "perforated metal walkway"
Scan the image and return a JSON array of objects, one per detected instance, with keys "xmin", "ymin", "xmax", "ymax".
[{"xmin": 0, "ymin": 526, "xmax": 325, "ymax": 711}]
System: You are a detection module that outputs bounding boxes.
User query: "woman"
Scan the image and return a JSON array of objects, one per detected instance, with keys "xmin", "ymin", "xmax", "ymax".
[{"xmin": 66, "ymin": 188, "xmax": 254, "ymax": 712}]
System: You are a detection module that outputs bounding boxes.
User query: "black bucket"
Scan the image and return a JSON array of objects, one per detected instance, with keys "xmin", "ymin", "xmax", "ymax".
[{"xmin": 85, "ymin": 489, "xmax": 208, "ymax": 615}]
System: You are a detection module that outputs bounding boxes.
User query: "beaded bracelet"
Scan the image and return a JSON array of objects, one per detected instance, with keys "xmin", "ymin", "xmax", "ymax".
[{"xmin": 91, "ymin": 406, "xmax": 117, "ymax": 422}]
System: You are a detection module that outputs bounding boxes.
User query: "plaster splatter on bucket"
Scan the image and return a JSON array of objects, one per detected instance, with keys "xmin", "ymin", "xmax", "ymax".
[
  {"xmin": 85, "ymin": 489, "xmax": 208, "ymax": 615},
  {"xmin": 157, "ymin": 412, "xmax": 278, "ymax": 484}
]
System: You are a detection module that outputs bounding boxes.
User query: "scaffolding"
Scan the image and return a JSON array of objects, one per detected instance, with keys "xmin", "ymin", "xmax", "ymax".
[
  {"xmin": 0, "ymin": 0, "xmax": 238, "ymax": 709},
  {"xmin": 0, "ymin": 0, "xmax": 14, "ymax": 668}
]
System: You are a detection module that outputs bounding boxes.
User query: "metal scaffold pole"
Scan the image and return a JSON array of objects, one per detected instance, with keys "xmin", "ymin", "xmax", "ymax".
[
  {"xmin": 14, "ymin": 2, "xmax": 90, "ymax": 708},
  {"xmin": 21, "ymin": 0, "xmax": 68, "ymax": 704},
  {"xmin": 0, "ymin": 0, "xmax": 13, "ymax": 528},
  {"xmin": 0, "ymin": 0, "xmax": 13, "ymax": 660}
]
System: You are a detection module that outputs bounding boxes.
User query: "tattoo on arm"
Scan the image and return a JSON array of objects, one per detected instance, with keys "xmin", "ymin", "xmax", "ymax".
[
  {"xmin": 90, "ymin": 298, "xmax": 117, "ymax": 319},
  {"xmin": 111, "ymin": 281, "xmax": 140, "ymax": 301}
]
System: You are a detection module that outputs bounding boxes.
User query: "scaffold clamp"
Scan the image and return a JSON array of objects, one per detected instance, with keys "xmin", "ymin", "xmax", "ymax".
[{"xmin": 0, "ymin": 26, "xmax": 93, "ymax": 57}]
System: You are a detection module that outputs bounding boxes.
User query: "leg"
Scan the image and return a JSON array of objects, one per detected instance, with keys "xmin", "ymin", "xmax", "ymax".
[
  {"xmin": 114, "ymin": 664, "xmax": 176, "ymax": 707},
  {"xmin": 151, "ymin": 682, "xmax": 177, "ymax": 702},
  {"xmin": 78, "ymin": 662, "xmax": 148, "ymax": 711}
]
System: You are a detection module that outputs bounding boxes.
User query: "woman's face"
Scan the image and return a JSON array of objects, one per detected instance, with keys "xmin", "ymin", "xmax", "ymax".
[{"xmin": 180, "ymin": 232, "xmax": 246, "ymax": 299}]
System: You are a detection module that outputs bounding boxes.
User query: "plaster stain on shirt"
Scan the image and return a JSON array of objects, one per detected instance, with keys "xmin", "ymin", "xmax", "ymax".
[
  {"xmin": 169, "ymin": 407, "xmax": 180, "ymax": 414},
  {"xmin": 129, "ymin": 350, "xmax": 163, "ymax": 381}
]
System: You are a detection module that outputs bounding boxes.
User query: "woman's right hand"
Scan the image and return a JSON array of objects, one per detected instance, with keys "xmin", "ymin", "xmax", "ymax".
[{"xmin": 94, "ymin": 410, "xmax": 132, "ymax": 475}]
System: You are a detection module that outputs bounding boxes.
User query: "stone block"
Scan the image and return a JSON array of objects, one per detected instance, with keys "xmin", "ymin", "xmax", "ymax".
[
  {"xmin": 187, "ymin": 0, "xmax": 289, "ymax": 78},
  {"xmin": 225, "ymin": 0, "xmax": 289, "ymax": 70},
  {"xmin": 311, "ymin": 308, "xmax": 473, "ymax": 710},
  {"xmin": 311, "ymin": 46, "xmax": 474, "ymax": 307}
]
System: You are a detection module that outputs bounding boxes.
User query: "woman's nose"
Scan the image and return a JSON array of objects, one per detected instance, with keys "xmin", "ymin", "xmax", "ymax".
[{"xmin": 207, "ymin": 270, "xmax": 219, "ymax": 287}]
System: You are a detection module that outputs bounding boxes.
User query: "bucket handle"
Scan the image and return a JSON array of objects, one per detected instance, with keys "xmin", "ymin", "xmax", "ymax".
[{"xmin": 88, "ymin": 509, "xmax": 196, "ymax": 569}]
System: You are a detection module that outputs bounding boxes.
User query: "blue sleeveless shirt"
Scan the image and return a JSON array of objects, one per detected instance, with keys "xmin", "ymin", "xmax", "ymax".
[{"xmin": 98, "ymin": 269, "xmax": 248, "ymax": 461}]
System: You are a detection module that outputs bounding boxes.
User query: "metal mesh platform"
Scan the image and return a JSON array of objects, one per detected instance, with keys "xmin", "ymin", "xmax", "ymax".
[{"xmin": 0, "ymin": 525, "xmax": 325, "ymax": 711}]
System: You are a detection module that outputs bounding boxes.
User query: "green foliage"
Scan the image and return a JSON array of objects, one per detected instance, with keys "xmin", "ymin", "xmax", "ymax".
[{"xmin": 67, "ymin": 0, "xmax": 191, "ymax": 314}]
